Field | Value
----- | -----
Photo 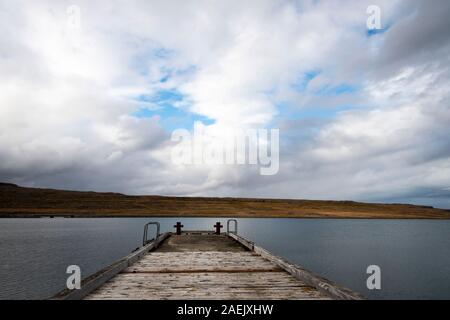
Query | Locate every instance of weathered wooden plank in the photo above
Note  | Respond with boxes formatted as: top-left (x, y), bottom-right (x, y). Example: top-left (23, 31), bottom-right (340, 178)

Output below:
top-left (52, 233), bottom-right (171, 300)
top-left (123, 251), bottom-right (277, 273)
top-left (227, 233), bottom-right (364, 300)
top-left (86, 294), bottom-right (328, 300)
top-left (86, 292), bottom-right (327, 300)
top-left (92, 272), bottom-right (309, 286)
top-left (86, 272), bottom-right (330, 300)
top-left (156, 233), bottom-right (246, 252)
top-left (53, 230), bottom-right (363, 300)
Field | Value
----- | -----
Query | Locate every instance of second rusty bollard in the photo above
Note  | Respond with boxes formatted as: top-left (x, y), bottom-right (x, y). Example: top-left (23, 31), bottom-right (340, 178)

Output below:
top-left (214, 222), bottom-right (223, 235)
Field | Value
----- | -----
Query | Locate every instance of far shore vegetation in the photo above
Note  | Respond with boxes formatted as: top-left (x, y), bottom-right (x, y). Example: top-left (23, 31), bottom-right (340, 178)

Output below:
top-left (1, 183), bottom-right (449, 219)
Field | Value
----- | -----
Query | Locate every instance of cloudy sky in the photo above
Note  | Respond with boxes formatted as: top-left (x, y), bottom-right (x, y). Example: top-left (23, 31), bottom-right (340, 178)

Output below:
top-left (1, 0), bottom-right (449, 208)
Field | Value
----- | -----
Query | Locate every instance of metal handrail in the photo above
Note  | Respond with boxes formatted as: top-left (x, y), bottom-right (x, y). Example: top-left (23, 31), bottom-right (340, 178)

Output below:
top-left (143, 222), bottom-right (161, 246)
top-left (227, 219), bottom-right (238, 234)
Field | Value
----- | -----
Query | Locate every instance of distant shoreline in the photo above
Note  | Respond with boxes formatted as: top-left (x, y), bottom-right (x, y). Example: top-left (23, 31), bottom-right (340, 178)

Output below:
top-left (1, 183), bottom-right (449, 219)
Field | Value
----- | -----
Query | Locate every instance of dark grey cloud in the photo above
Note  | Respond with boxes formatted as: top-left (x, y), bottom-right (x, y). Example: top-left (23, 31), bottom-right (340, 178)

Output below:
top-left (381, 0), bottom-right (450, 61)
top-left (0, 0), bottom-right (449, 208)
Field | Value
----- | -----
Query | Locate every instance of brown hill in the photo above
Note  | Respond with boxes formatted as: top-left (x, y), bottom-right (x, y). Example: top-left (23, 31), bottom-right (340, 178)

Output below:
top-left (0, 183), bottom-right (449, 219)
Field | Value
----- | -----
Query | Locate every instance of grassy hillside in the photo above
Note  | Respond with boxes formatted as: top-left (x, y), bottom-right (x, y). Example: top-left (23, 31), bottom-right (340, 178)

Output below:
top-left (0, 183), bottom-right (449, 219)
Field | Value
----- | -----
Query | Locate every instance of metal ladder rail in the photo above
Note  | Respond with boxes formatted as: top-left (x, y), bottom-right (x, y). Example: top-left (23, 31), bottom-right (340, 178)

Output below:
top-left (143, 222), bottom-right (161, 245)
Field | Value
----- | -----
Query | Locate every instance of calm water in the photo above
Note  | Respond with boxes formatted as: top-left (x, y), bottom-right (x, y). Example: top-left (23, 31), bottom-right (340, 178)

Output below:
top-left (0, 218), bottom-right (449, 300)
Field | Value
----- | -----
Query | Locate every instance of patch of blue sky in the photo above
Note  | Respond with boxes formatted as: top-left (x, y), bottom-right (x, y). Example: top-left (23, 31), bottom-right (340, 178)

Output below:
top-left (292, 105), bottom-right (355, 118)
top-left (291, 70), bottom-right (321, 92)
top-left (366, 22), bottom-right (392, 37)
top-left (143, 89), bottom-right (184, 106)
top-left (153, 48), bottom-right (175, 59)
top-left (132, 89), bottom-right (214, 130)
top-left (268, 102), bottom-right (359, 146)
top-left (159, 65), bottom-right (197, 84)
top-left (270, 77), bottom-right (361, 127)
top-left (313, 83), bottom-right (359, 96)
top-left (133, 105), bottom-right (215, 131)
top-left (159, 73), bottom-right (171, 83)
top-left (129, 47), bottom-right (176, 77)
top-left (306, 106), bottom-right (352, 119)
top-left (366, 28), bottom-right (387, 37)
top-left (272, 100), bottom-right (361, 125)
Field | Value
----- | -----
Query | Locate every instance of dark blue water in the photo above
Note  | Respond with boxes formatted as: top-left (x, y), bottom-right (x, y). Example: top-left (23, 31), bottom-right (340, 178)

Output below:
top-left (0, 218), bottom-right (449, 300)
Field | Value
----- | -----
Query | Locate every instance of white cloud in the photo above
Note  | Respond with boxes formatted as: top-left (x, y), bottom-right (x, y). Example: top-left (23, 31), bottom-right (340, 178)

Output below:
top-left (0, 0), bottom-right (449, 208)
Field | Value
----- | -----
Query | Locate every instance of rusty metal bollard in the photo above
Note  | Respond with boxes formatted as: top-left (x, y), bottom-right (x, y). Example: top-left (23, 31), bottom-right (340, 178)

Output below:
top-left (174, 222), bottom-right (184, 235)
top-left (214, 222), bottom-right (223, 235)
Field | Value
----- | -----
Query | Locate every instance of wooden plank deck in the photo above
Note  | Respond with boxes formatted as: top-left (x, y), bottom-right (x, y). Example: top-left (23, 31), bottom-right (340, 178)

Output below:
top-left (122, 252), bottom-right (282, 273)
top-left (85, 272), bottom-right (328, 300)
top-left (54, 230), bottom-right (363, 300)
